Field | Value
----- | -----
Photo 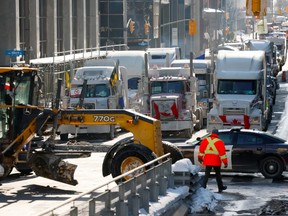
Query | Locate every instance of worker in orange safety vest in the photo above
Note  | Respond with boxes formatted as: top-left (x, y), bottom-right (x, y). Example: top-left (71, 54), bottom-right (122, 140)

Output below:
top-left (198, 129), bottom-right (228, 193)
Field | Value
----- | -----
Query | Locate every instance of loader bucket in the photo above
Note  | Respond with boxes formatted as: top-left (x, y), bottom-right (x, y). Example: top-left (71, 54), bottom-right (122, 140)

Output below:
top-left (28, 152), bottom-right (78, 185)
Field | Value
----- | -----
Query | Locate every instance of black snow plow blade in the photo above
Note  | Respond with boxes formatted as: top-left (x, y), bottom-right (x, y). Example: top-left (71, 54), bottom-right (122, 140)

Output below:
top-left (28, 150), bottom-right (91, 185)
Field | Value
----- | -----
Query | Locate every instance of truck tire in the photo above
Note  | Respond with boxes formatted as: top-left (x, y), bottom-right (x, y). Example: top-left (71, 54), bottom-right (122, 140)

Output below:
top-left (60, 133), bottom-right (68, 141)
top-left (260, 156), bottom-right (283, 179)
top-left (162, 141), bottom-right (184, 164)
top-left (15, 164), bottom-right (33, 175)
top-left (110, 144), bottom-right (156, 183)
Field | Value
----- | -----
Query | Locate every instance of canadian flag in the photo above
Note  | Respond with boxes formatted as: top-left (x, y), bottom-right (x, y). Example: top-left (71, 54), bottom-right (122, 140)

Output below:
top-left (219, 115), bottom-right (250, 129)
top-left (153, 101), bottom-right (178, 120)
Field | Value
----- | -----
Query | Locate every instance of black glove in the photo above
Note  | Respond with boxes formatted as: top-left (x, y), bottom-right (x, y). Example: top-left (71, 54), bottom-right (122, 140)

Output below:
top-left (198, 158), bottom-right (203, 164)
top-left (224, 163), bottom-right (228, 168)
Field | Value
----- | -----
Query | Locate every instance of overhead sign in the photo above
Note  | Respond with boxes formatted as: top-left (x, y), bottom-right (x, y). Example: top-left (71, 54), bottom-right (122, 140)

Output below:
top-left (5, 49), bottom-right (25, 57)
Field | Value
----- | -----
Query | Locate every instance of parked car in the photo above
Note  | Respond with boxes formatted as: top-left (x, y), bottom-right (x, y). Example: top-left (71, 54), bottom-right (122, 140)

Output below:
top-left (178, 127), bottom-right (288, 179)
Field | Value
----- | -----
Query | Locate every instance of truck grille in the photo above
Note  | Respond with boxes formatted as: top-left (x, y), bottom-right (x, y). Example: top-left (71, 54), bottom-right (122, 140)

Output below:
top-left (151, 100), bottom-right (179, 120)
top-left (223, 108), bottom-right (245, 115)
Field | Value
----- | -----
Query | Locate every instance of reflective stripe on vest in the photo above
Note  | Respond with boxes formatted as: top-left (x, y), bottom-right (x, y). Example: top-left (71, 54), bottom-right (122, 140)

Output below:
top-left (204, 137), bottom-right (220, 155)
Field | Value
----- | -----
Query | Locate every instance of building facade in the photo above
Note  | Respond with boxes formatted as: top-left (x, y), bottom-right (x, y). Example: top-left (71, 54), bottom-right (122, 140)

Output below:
top-left (0, 0), bottom-right (100, 66)
top-left (0, 0), bottom-right (230, 66)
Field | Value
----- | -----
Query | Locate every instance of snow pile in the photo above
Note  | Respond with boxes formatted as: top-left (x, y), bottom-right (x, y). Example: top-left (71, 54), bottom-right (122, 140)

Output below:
top-left (188, 187), bottom-right (219, 213)
top-left (171, 158), bottom-right (201, 175)
top-left (172, 158), bottom-right (220, 214)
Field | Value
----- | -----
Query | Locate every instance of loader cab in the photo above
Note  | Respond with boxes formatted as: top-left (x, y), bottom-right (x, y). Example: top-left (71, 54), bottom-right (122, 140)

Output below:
top-left (0, 67), bottom-right (40, 140)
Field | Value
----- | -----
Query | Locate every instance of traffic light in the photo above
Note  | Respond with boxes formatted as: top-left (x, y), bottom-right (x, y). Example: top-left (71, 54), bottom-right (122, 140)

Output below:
top-left (246, 0), bottom-right (266, 18)
top-left (251, 0), bottom-right (261, 16)
top-left (129, 20), bottom-right (135, 34)
top-left (144, 21), bottom-right (150, 35)
top-left (188, 19), bottom-right (196, 36)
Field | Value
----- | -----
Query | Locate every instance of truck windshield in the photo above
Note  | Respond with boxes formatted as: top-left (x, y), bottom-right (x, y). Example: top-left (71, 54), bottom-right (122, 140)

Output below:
top-left (151, 81), bottom-right (184, 94)
top-left (128, 77), bottom-right (140, 90)
top-left (217, 80), bottom-right (257, 95)
top-left (88, 84), bottom-right (110, 97)
top-left (71, 84), bottom-right (110, 98)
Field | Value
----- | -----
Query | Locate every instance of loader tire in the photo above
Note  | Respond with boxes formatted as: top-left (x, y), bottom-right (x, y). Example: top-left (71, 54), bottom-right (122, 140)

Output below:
top-left (162, 141), bottom-right (184, 164)
top-left (111, 144), bottom-right (156, 183)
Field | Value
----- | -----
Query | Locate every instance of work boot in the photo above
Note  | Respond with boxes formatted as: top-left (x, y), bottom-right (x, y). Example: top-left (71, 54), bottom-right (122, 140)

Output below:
top-left (218, 185), bottom-right (227, 193)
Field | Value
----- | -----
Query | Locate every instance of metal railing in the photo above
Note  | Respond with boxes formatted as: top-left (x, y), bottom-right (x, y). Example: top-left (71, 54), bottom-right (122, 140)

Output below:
top-left (37, 153), bottom-right (175, 216)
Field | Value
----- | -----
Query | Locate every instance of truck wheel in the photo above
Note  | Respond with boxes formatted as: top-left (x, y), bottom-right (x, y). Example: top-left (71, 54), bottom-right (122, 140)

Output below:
top-left (60, 134), bottom-right (68, 141)
top-left (260, 156), bottom-right (283, 179)
top-left (162, 141), bottom-right (183, 164)
top-left (182, 128), bottom-right (193, 138)
top-left (111, 144), bottom-right (156, 183)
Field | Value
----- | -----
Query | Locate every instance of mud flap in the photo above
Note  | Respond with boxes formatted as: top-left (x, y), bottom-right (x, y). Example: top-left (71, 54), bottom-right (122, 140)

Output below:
top-left (28, 152), bottom-right (78, 185)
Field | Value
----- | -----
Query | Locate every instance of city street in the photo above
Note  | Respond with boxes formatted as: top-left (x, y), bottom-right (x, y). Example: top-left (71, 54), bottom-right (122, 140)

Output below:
top-left (0, 83), bottom-right (287, 215)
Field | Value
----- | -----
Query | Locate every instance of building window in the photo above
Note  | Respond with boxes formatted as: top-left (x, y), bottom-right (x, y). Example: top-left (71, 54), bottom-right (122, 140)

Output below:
top-left (39, 0), bottom-right (47, 57)
top-left (57, 0), bottom-right (64, 52)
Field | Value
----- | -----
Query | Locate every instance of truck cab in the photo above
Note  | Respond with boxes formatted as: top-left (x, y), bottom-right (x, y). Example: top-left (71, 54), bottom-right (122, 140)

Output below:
top-left (59, 60), bottom-right (128, 140)
top-left (207, 50), bottom-right (269, 132)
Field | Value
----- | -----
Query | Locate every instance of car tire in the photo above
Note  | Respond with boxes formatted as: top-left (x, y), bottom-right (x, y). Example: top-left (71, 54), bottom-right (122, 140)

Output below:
top-left (260, 156), bottom-right (284, 179)
top-left (111, 144), bottom-right (156, 183)
top-left (162, 141), bottom-right (184, 164)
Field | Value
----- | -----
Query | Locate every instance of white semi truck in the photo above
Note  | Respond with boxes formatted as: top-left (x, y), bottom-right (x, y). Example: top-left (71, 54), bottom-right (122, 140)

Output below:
top-left (207, 50), bottom-right (269, 132)
top-left (141, 64), bottom-right (200, 138)
top-left (105, 50), bottom-right (148, 113)
top-left (59, 59), bottom-right (128, 140)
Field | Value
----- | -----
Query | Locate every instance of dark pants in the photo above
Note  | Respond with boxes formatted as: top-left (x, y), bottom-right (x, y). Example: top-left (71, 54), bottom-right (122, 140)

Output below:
top-left (202, 166), bottom-right (224, 190)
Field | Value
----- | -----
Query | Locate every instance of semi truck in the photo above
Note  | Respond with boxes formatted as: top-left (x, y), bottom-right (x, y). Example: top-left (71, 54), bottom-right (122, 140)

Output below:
top-left (207, 50), bottom-right (269, 132)
top-left (58, 59), bottom-right (128, 140)
top-left (140, 59), bottom-right (202, 138)
top-left (147, 47), bottom-right (181, 68)
top-left (0, 67), bottom-right (183, 185)
top-left (105, 50), bottom-right (148, 113)
top-left (171, 58), bottom-right (213, 126)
